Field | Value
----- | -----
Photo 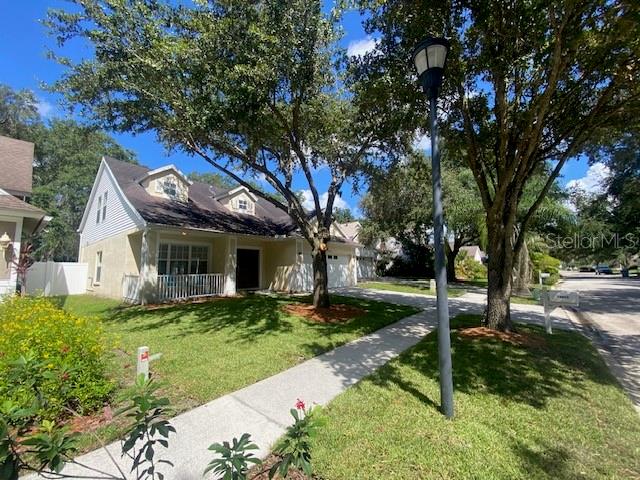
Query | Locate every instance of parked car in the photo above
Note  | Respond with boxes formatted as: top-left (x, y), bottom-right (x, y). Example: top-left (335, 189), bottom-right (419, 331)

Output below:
top-left (596, 264), bottom-right (613, 275)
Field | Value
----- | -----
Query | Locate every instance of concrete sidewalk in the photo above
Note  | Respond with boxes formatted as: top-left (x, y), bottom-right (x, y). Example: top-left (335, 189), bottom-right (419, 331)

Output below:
top-left (29, 290), bottom-right (573, 479)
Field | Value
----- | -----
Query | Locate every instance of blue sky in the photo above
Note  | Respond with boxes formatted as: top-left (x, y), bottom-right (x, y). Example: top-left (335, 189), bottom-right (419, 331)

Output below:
top-left (0, 2), bottom-right (593, 213)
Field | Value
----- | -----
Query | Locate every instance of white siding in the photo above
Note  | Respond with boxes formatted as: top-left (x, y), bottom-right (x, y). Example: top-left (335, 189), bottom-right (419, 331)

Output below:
top-left (79, 164), bottom-right (143, 247)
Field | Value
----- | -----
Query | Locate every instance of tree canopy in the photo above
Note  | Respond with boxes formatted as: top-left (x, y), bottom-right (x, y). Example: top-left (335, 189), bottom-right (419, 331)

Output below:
top-left (352, 0), bottom-right (640, 329)
top-left (0, 84), bottom-right (136, 261)
top-left (47, 0), bottom-right (402, 307)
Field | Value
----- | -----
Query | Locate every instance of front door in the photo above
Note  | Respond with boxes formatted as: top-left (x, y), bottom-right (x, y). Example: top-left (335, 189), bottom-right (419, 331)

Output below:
top-left (236, 248), bottom-right (260, 290)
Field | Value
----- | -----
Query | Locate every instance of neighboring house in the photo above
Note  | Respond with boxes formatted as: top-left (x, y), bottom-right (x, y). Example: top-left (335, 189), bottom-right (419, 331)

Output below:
top-left (458, 245), bottom-right (486, 263)
top-left (78, 157), bottom-right (364, 303)
top-left (333, 221), bottom-right (376, 279)
top-left (0, 136), bottom-right (49, 296)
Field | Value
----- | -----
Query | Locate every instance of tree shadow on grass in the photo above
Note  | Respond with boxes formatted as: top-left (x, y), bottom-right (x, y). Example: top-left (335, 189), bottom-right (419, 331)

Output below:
top-left (369, 315), bottom-right (619, 411)
top-left (55, 294), bottom-right (417, 346)
top-left (102, 295), bottom-right (294, 342)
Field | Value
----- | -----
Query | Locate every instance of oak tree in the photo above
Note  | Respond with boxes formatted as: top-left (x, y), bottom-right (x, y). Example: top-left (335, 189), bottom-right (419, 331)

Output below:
top-left (352, 0), bottom-right (640, 329)
top-left (48, 0), bottom-right (396, 307)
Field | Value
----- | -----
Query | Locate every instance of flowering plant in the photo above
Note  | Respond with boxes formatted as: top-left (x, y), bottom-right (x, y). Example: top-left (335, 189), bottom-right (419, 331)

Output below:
top-left (0, 296), bottom-right (114, 421)
top-left (268, 399), bottom-right (325, 479)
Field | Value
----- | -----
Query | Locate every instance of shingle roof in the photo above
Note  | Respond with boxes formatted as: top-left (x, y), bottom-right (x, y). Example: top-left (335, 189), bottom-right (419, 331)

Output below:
top-left (105, 157), bottom-right (299, 237)
top-left (0, 136), bottom-right (34, 196)
top-left (0, 190), bottom-right (45, 215)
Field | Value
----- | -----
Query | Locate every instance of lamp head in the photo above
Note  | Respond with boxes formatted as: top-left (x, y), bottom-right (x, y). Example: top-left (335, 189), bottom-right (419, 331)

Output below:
top-left (412, 37), bottom-right (450, 99)
top-left (0, 232), bottom-right (11, 252)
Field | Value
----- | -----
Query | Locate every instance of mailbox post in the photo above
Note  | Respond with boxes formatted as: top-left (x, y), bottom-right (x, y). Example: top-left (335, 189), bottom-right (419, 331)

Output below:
top-left (542, 291), bottom-right (580, 334)
top-left (136, 346), bottom-right (162, 381)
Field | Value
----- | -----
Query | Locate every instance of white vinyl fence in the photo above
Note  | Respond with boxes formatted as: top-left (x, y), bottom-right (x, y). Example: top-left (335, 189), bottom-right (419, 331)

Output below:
top-left (26, 262), bottom-right (88, 296)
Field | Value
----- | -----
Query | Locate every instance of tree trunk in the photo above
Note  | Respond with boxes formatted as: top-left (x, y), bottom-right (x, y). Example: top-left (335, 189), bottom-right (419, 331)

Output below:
top-left (512, 239), bottom-right (531, 296)
top-left (312, 247), bottom-right (330, 308)
top-left (484, 213), bottom-right (516, 332)
top-left (445, 242), bottom-right (459, 283)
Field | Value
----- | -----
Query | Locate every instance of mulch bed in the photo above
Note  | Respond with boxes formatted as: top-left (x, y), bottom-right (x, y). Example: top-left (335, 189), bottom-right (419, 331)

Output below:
top-left (457, 326), bottom-right (546, 348)
top-left (282, 303), bottom-right (366, 324)
top-left (66, 405), bottom-right (115, 434)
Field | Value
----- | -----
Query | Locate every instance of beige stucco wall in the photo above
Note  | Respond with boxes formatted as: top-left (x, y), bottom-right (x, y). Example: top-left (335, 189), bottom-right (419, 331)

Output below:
top-left (0, 221), bottom-right (16, 280)
top-left (79, 229), bottom-right (141, 300)
top-left (262, 239), bottom-right (297, 290)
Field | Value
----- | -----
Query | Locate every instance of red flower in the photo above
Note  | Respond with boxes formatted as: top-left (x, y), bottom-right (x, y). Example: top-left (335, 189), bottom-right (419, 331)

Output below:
top-left (61, 345), bottom-right (70, 353)
top-left (295, 398), bottom-right (305, 410)
top-left (61, 372), bottom-right (70, 381)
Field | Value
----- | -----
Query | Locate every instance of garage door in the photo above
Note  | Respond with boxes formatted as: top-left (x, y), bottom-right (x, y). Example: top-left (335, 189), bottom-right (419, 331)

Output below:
top-left (327, 254), bottom-right (351, 288)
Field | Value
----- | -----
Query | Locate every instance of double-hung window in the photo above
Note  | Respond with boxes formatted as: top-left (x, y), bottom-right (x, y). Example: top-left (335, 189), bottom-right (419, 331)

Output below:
top-left (102, 191), bottom-right (108, 221)
top-left (96, 191), bottom-right (108, 223)
top-left (95, 251), bottom-right (103, 284)
top-left (96, 196), bottom-right (102, 224)
top-left (163, 178), bottom-right (178, 198)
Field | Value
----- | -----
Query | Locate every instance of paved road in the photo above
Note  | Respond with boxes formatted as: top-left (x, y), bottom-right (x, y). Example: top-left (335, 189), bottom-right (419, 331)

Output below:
top-left (560, 271), bottom-right (640, 411)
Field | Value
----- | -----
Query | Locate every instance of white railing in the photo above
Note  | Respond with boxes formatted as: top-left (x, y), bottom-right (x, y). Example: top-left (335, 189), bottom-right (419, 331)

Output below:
top-left (122, 274), bottom-right (141, 303)
top-left (157, 273), bottom-right (225, 301)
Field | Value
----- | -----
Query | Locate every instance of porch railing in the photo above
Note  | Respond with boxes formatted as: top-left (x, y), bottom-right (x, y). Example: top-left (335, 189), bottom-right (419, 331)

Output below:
top-left (157, 273), bottom-right (225, 301)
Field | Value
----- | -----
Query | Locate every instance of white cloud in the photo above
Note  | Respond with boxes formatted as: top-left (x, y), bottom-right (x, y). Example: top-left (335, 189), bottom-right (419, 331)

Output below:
top-left (36, 100), bottom-right (54, 118)
top-left (566, 162), bottom-right (611, 195)
top-left (347, 37), bottom-right (378, 57)
top-left (300, 189), bottom-right (349, 211)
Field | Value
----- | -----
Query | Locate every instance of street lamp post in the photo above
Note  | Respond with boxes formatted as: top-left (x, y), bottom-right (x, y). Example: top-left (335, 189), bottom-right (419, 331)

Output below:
top-left (413, 37), bottom-right (454, 418)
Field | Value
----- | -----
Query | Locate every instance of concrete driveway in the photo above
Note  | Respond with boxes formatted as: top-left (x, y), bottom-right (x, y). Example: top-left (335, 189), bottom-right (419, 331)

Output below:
top-left (560, 271), bottom-right (640, 411)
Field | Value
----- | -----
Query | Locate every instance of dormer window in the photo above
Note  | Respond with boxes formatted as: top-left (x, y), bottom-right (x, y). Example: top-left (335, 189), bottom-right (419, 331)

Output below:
top-left (215, 186), bottom-right (257, 215)
top-left (139, 164), bottom-right (192, 202)
top-left (162, 178), bottom-right (178, 198)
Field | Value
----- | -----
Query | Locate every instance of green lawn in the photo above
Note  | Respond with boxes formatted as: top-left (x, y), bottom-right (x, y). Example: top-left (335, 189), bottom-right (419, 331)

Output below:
top-left (56, 294), bottom-right (419, 414)
top-left (357, 281), bottom-right (466, 298)
top-left (311, 314), bottom-right (640, 479)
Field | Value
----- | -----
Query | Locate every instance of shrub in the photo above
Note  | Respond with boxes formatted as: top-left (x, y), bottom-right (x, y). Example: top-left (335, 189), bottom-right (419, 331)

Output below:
top-left (455, 251), bottom-right (487, 280)
top-left (0, 296), bottom-right (114, 421)
top-left (531, 252), bottom-right (561, 285)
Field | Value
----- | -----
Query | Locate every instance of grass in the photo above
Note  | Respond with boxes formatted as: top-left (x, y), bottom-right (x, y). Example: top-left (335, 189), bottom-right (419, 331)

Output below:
top-left (311, 314), bottom-right (640, 479)
top-left (55, 294), bottom-right (419, 415)
top-left (357, 281), bottom-right (466, 298)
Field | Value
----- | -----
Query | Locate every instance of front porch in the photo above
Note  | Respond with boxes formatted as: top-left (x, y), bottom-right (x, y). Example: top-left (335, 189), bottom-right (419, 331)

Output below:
top-left (119, 227), bottom-right (314, 304)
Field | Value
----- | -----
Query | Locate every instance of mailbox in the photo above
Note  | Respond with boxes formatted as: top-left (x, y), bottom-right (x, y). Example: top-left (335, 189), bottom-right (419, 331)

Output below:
top-left (542, 290), bottom-right (579, 334)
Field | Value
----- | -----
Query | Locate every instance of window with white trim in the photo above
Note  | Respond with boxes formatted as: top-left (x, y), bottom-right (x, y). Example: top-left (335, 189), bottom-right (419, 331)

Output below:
top-left (163, 178), bottom-right (178, 198)
top-left (238, 199), bottom-right (248, 211)
top-left (158, 244), bottom-right (209, 275)
top-left (96, 195), bottom-right (102, 224)
top-left (102, 191), bottom-right (108, 221)
top-left (95, 251), bottom-right (103, 284)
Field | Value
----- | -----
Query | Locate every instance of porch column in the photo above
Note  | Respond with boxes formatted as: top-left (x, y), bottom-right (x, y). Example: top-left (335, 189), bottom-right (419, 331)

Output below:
top-left (224, 236), bottom-right (237, 296)
top-left (11, 218), bottom-right (22, 293)
top-left (139, 228), bottom-right (155, 304)
top-left (295, 239), bottom-right (304, 292)
top-left (351, 252), bottom-right (358, 286)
